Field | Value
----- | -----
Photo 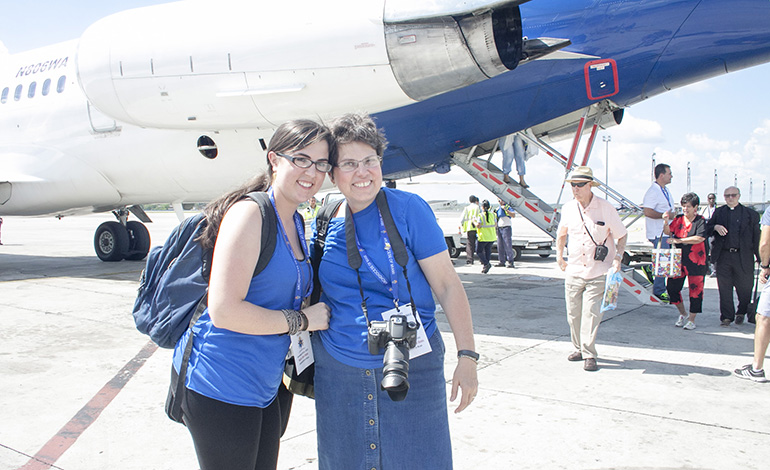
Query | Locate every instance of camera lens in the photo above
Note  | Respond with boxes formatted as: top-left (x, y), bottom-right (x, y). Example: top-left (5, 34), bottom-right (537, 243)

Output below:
top-left (380, 341), bottom-right (410, 401)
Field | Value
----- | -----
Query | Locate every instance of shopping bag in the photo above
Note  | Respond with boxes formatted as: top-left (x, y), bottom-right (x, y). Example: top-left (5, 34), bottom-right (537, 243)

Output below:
top-left (651, 237), bottom-right (682, 278)
top-left (601, 269), bottom-right (623, 313)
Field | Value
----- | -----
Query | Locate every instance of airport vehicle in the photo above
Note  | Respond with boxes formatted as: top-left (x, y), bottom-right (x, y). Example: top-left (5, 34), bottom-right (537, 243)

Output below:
top-left (444, 233), bottom-right (552, 261)
top-left (2, 0), bottom-right (770, 262)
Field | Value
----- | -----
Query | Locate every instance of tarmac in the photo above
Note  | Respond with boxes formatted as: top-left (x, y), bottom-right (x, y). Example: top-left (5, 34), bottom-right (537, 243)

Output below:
top-left (1, 212), bottom-right (769, 470)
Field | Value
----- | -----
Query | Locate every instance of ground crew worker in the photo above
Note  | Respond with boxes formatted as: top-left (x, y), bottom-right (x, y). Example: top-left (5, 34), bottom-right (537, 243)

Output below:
top-left (476, 200), bottom-right (498, 273)
top-left (303, 197), bottom-right (319, 222)
top-left (460, 195), bottom-right (481, 265)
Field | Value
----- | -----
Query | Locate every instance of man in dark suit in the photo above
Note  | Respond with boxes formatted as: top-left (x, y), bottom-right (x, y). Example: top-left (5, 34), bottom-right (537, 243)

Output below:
top-left (707, 187), bottom-right (760, 326)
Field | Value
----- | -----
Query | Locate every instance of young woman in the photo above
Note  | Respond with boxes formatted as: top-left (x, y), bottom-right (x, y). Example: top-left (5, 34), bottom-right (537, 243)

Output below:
top-left (172, 119), bottom-right (334, 470)
top-left (663, 192), bottom-right (707, 330)
top-left (312, 113), bottom-right (477, 469)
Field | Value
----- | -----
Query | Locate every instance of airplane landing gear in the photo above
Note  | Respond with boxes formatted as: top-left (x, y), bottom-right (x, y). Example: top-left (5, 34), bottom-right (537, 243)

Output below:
top-left (93, 209), bottom-right (151, 261)
top-left (94, 221), bottom-right (129, 261)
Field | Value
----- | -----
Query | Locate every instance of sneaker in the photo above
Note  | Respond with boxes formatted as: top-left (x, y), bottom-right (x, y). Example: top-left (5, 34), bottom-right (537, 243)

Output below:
top-left (675, 315), bottom-right (687, 327)
top-left (733, 364), bottom-right (768, 383)
top-left (683, 321), bottom-right (696, 330)
top-left (735, 314), bottom-right (744, 325)
top-left (655, 292), bottom-right (670, 304)
top-left (507, 264), bottom-right (515, 268)
top-left (496, 263), bottom-right (506, 267)
top-left (481, 264), bottom-right (491, 274)
top-left (721, 319), bottom-right (732, 327)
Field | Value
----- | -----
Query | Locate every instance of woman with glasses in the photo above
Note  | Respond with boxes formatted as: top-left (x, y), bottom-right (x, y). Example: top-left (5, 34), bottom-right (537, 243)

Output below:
top-left (311, 113), bottom-right (477, 469)
top-left (173, 119), bottom-right (333, 470)
top-left (662, 192), bottom-right (707, 330)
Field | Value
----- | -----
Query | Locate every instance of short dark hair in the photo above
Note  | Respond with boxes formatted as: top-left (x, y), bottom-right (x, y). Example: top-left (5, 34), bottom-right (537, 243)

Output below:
top-left (680, 192), bottom-right (700, 208)
top-left (707, 193), bottom-right (716, 199)
top-left (469, 195), bottom-right (479, 203)
top-left (654, 163), bottom-right (671, 179)
top-left (328, 113), bottom-right (388, 166)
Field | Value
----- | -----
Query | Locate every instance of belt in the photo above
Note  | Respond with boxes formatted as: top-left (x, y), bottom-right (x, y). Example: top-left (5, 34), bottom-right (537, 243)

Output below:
top-left (728, 247), bottom-right (740, 252)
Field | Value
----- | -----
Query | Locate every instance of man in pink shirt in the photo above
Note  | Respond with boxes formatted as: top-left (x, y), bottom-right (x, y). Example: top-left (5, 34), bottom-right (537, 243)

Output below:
top-left (556, 167), bottom-right (628, 371)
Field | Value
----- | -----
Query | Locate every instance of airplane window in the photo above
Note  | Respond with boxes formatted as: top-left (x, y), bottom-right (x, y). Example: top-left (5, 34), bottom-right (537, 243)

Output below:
top-left (1, 87), bottom-right (8, 104)
top-left (57, 75), bottom-right (66, 93)
top-left (28, 81), bottom-right (37, 98)
top-left (42, 79), bottom-right (51, 96)
top-left (14, 84), bottom-right (23, 101)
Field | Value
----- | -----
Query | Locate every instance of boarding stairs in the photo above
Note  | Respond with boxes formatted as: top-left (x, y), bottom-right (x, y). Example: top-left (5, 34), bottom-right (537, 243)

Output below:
top-left (449, 105), bottom-right (661, 305)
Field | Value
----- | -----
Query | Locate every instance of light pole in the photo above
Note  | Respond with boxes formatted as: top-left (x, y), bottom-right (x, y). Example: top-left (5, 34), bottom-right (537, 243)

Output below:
top-left (602, 135), bottom-right (611, 198)
top-left (651, 152), bottom-right (656, 181)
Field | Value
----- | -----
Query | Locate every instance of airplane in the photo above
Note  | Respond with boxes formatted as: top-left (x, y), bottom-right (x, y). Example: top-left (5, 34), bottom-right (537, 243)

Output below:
top-left (2, 0), bottom-right (770, 262)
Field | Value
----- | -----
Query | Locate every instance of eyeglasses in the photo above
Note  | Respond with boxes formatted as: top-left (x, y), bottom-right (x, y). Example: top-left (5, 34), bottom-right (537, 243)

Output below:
top-left (336, 155), bottom-right (382, 172)
top-left (570, 182), bottom-right (589, 188)
top-left (275, 152), bottom-right (332, 173)
top-left (724, 193), bottom-right (739, 198)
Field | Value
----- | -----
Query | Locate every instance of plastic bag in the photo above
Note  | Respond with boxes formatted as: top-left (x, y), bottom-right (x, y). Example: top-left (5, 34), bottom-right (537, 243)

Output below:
top-left (601, 269), bottom-right (623, 313)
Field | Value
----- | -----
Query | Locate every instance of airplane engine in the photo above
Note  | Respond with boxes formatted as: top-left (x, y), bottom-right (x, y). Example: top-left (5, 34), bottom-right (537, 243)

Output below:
top-left (75, 0), bottom-right (527, 130)
top-left (383, 2), bottom-right (524, 101)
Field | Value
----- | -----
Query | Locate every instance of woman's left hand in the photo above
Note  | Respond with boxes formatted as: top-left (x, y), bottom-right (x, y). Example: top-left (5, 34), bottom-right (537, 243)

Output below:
top-left (450, 357), bottom-right (479, 413)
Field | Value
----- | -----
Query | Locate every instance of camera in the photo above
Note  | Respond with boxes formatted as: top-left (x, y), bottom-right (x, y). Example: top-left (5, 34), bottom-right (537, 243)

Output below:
top-left (367, 315), bottom-right (418, 401)
top-left (594, 244), bottom-right (609, 261)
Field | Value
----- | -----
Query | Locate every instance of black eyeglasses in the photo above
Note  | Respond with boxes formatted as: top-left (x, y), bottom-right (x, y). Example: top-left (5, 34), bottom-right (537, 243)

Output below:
top-left (276, 152), bottom-right (332, 173)
top-left (336, 155), bottom-right (383, 172)
top-left (570, 182), bottom-right (589, 188)
top-left (724, 193), bottom-right (739, 198)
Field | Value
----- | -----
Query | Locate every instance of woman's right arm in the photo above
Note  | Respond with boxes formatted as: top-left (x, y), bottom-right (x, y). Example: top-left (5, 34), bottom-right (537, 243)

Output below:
top-left (207, 201), bottom-right (329, 334)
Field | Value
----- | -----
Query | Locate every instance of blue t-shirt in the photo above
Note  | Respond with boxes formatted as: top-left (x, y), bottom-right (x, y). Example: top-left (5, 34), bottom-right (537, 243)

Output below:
top-left (762, 208), bottom-right (770, 226)
top-left (314, 188), bottom-right (447, 368)
top-left (172, 220), bottom-right (311, 407)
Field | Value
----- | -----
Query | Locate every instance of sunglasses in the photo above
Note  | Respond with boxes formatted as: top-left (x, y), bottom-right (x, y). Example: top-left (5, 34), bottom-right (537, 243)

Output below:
top-left (724, 193), bottom-right (739, 198)
top-left (570, 182), bottom-right (589, 188)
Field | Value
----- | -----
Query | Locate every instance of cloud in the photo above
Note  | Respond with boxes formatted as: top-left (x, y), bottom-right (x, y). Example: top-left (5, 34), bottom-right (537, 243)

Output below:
top-left (685, 133), bottom-right (732, 151)
top-left (0, 40), bottom-right (8, 56)
top-left (611, 114), bottom-right (664, 143)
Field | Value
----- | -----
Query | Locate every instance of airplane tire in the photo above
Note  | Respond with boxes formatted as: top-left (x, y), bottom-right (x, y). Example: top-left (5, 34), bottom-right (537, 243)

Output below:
top-left (94, 221), bottom-right (129, 262)
top-left (125, 221), bottom-right (151, 261)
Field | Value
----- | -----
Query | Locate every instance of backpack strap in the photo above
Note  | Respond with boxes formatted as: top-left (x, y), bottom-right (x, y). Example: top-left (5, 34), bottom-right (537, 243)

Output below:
top-left (310, 198), bottom-right (345, 304)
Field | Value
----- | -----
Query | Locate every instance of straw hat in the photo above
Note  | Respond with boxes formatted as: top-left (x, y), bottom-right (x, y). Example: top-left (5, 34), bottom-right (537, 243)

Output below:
top-left (565, 166), bottom-right (601, 187)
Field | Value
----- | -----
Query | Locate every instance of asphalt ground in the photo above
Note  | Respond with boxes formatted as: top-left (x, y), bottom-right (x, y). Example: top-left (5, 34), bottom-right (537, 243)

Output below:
top-left (1, 212), bottom-right (769, 470)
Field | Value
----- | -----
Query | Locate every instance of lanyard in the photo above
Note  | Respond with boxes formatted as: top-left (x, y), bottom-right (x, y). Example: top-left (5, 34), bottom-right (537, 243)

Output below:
top-left (658, 183), bottom-right (672, 209)
top-left (269, 191), bottom-right (312, 310)
top-left (354, 212), bottom-right (400, 308)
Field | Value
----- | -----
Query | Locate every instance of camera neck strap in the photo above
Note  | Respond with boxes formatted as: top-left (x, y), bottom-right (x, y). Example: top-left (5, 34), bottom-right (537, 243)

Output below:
top-left (345, 190), bottom-right (419, 328)
top-left (577, 205), bottom-right (608, 247)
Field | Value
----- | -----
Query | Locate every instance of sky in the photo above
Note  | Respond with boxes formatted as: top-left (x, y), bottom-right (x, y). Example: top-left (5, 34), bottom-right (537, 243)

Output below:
top-left (2, 1), bottom-right (769, 207)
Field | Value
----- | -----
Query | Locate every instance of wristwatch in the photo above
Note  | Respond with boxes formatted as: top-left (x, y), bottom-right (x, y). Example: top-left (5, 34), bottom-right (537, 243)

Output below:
top-left (761, 264), bottom-right (770, 269)
top-left (457, 349), bottom-right (480, 363)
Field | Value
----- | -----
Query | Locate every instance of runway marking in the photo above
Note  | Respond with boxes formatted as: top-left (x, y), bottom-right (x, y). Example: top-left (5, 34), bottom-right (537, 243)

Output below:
top-left (17, 341), bottom-right (158, 470)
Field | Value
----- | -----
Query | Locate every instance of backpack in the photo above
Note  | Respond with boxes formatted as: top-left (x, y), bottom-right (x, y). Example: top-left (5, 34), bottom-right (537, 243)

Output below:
top-left (132, 191), bottom-right (277, 348)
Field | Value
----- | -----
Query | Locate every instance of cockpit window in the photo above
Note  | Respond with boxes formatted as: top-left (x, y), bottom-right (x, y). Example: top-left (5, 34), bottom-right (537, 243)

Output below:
top-left (1, 87), bottom-right (8, 104)
top-left (14, 84), bottom-right (22, 101)
top-left (57, 75), bottom-right (66, 93)
top-left (28, 81), bottom-right (37, 98)
top-left (42, 79), bottom-right (51, 96)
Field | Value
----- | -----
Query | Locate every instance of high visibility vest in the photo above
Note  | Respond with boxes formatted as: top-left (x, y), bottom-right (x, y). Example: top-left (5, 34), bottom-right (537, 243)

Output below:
top-left (476, 211), bottom-right (498, 242)
top-left (303, 206), bottom-right (319, 221)
top-left (461, 204), bottom-right (480, 233)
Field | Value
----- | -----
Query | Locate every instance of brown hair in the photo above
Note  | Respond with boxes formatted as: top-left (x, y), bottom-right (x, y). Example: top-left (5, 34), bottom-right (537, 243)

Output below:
top-left (328, 113), bottom-right (387, 166)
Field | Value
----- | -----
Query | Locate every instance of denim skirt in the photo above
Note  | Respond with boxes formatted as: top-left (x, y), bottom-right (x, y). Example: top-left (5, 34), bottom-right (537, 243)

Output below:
top-left (312, 330), bottom-right (452, 470)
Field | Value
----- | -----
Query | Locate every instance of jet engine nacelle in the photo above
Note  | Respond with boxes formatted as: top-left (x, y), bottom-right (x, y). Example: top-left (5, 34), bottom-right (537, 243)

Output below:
top-left (77, 0), bottom-right (526, 130)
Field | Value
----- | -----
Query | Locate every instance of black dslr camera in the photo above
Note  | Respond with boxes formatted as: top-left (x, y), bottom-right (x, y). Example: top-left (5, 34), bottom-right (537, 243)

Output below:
top-left (594, 244), bottom-right (609, 261)
top-left (367, 314), bottom-right (418, 401)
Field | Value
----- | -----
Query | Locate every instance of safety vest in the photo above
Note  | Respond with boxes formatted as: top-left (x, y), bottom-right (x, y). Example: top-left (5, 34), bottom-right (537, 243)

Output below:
top-left (461, 203), bottom-right (481, 233)
top-left (303, 206), bottom-right (319, 221)
top-left (476, 211), bottom-right (498, 242)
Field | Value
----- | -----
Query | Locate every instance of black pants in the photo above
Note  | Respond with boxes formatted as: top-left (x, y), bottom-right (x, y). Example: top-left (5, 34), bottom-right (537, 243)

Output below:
top-left (182, 384), bottom-right (293, 470)
top-left (716, 251), bottom-right (754, 321)
top-left (465, 230), bottom-right (477, 263)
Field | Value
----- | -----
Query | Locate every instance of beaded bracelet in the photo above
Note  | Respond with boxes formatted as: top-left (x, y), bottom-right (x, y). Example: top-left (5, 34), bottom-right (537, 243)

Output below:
top-left (298, 310), bottom-right (309, 332)
top-left (282, 309), bottom-right (302, 335)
